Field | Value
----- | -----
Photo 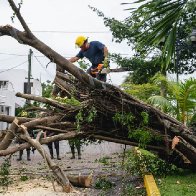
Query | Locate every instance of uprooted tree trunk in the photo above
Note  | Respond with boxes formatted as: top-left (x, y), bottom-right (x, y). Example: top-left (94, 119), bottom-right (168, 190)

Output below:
top-left (0, 0), bottom-right (196, 192)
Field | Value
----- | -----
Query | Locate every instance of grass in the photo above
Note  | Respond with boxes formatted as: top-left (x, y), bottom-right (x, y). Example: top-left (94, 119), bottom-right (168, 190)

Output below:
top-left (159, 170), bottom-right (196, 196)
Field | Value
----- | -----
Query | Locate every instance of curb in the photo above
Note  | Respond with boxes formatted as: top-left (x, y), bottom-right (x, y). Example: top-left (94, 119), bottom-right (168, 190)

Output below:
top-left (144, 174), bottom-right (161, 196)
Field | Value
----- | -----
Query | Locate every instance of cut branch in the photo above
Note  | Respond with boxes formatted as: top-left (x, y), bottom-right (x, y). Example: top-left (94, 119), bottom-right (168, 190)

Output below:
top-left (19, 124), bottom-right (73, 192)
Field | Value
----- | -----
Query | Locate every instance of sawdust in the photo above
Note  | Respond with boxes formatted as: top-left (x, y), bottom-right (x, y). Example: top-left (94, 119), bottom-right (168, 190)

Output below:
top-left (0, 141), bottom-right (128, 196)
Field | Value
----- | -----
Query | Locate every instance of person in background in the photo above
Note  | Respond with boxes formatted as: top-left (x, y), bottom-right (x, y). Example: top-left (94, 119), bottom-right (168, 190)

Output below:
top-left (17, 138), bottom-right (31, 161)
top-left (17, 146), bottom-right (31, 161)
top-left (68, 138), bottom-right (82, 159)
top-left (44, 131), bottom-right (61, 160)
top-left (69, 36), bottom-right (109, 82)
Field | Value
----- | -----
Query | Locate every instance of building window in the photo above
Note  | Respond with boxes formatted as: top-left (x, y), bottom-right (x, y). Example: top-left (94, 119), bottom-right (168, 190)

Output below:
top-left (0, 81), bottom-right (8, 90)
top-left (0, 105), bottom-right (4, 113)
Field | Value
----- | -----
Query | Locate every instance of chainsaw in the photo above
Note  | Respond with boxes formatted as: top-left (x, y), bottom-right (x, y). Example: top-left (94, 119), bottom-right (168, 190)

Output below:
top-left (91, 64), bottom-right (110, 76)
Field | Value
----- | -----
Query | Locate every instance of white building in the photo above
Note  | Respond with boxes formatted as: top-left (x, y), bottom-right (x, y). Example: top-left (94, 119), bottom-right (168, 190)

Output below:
top-left (0, 69), bottom-right (42, 129)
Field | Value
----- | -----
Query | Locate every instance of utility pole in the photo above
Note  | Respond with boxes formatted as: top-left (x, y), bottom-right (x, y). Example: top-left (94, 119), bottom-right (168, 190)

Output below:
top-left (27, 49), bottom-right (33, 94)
top-left (26, 49), bottom-right (33, 104)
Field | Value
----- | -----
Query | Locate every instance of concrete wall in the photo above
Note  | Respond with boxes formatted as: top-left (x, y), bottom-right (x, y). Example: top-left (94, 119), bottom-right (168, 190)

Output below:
top-left (0, 69), bottom-right (42, 129)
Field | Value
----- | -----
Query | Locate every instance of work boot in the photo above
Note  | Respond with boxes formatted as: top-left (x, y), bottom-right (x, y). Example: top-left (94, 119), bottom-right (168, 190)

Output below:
top-left (78, 154), bottom-right (81, 160)
top-left (17, 150), bottom-right (23, 161)
top-left (27, 149), bottom-right (31, 161)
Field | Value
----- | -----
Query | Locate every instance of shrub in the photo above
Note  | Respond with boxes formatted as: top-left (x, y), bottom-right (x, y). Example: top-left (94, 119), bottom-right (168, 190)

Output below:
top-left (124, 148), bottom-right (179, 177)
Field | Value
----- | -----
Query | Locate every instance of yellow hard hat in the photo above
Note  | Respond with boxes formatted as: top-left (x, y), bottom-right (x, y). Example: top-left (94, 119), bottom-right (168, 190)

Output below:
top-left (75, 36), bottom-right (87, 48)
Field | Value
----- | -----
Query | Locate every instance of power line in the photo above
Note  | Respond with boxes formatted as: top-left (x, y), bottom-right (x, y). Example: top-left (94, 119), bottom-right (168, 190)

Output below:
top-left (32, 31), bottom-right (111, 34)
top-left (0, 52), bottom-right (72, 58)
top-left (0, 52), bottom-right (27, 56)
top-left (0, 60), bottom-right (28, 74)
top-left (0, 52), bottom-right (131, 58)
top-left (34, 56), bottom-right (54, 78)
top-left (0, 56), bottom-right (20, 63)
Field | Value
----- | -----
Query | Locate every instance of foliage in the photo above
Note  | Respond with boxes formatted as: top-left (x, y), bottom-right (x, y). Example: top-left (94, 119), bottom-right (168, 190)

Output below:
top-left (75, 110), bottom-right (83, 131)
top-left (55, 96), bottom-right (81, 106)
top-left (148, 95), bottom-right (174, 112)
top-left (177, 77), bottom-right (196, 123)
top-left (20, 175), bottom-right (29, 181)
top-left (129, 128), bottom-right (152, 148)
top-left (122, 82), bottom-right (159, 101)
top-left (90, 1), bottom-right (196, 75)
top-left (95, 177), bottom-right (114, 190)
top-left (76, 106), bottom-right (97, 131)
top-left (77, 59), bottom-right (90, 71)
top-left (15, 103), bottom-right (38, 118)
top-left (148, 77), bottom-right (196, 123)
top-left (141, 111), bottom-right (149, 126)
top-left (113, 111), bottom-right (159, 147)
top-left (121, 183), bottom-right (145, 196)
top-left (42, 80), bottom-right (53, 98)
top-left (159, 170), bottom-right (196, 196)
top-left (124, 148), bottom-right (180, 177)
top-left (96, 156), bottom-right (111, 166)
top-left (0, 158), bottom-right (12, 188)
top-left (113, 112), bottom-right (135, 128)
top-left (188, 113), bottom-right (196, 132)
top-left (11, 0), bottom-right (23, 22)
top-left (111, 54), bottom-right (163, 84)
top-left (123, 0), bottom-right (196, 69)
top-left (124, 74), bottom-right (196, 124)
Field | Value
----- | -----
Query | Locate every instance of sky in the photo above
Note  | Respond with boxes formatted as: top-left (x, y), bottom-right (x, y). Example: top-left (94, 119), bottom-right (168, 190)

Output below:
top-left (0, 0), bottom-right (134, 86)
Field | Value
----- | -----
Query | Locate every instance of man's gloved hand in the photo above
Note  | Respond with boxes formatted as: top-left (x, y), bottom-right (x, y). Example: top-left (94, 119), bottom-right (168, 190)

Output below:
top-left (103, 57), bottom-right (109, 68)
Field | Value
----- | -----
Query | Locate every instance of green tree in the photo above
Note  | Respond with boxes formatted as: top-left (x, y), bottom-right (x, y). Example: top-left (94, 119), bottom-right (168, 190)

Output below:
top-left (90, 1), bottom-right (196, 76)
top-left (42, 80), bottom-right (53, 98)
top-left (122, 0), bottom-right (196, 71)
top-left (121, 82), bottom-right (159, 101)
top-left (111, 54), bottom-right (162, 84)
top-left (148, 77), bottom-right (196, 124)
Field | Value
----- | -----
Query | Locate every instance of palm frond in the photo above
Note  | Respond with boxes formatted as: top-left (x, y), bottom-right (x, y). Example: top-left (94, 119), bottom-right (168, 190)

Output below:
top-left (126, 0), bottom-right (189, 67)
top-left (148, 95), bottom-right (174, 113)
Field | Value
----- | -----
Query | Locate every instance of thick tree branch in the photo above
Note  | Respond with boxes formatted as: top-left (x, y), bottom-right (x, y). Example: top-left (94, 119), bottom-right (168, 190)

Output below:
top-left (0, 131), bottom-right (83, 156)
top-left (8, 0), bottom-right (34, 36)
top-left (20, 124), bottom-right (72, 192)
top-left (0, 118), bottom-right (19, 150)
top-left (16, 92), bottom-right (69, 110)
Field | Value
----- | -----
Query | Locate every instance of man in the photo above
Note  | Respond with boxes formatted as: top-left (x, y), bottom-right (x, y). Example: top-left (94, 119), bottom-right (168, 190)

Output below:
top-left (17, 139), bottom-right (31, 161)
top-left (17, 146), bottom-right (31, 161)
top-left (44, 131), bottom-right (61, 160)
top-left (68, 138), bottom-right (82, 160)
top-left (69, 36), bottom-right (109, 82)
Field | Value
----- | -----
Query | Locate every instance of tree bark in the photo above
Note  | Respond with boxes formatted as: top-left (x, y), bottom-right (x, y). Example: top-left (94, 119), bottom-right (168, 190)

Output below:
top-left (0, 131), bottom-right (84, 156)
top-left (0, 118), bottom-right (19, 150)
top-left (0, 1), bottom-right (195, 192)
top-left (19, 124), bottom-right (73, 192)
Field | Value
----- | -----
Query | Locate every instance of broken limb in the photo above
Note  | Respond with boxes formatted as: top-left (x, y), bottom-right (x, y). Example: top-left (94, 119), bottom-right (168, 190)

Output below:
top-left (19, 124), bottom-right (73, 192)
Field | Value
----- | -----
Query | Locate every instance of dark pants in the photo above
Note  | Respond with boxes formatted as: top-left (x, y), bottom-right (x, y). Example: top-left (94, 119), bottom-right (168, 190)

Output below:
top-left (17, 141), bottom-right (31, 161)
top-left (47, 141), bottom-right (60, 159)
top-left (68, 139), bottom-right (81, 159)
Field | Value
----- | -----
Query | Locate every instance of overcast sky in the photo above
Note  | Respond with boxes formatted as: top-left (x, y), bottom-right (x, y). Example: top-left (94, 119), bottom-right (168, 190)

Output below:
top-left (0, 0), bottom-right (134, 85)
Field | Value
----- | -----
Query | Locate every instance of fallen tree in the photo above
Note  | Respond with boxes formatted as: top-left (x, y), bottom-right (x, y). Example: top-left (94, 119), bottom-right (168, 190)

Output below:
top-left (0, 0), bottom-right (196, 192)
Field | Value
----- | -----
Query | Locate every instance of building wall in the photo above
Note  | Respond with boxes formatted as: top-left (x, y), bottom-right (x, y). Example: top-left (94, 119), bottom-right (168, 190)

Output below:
top-left (0, 69), bottom-right (42, 107)
top-left (0, 69), bottom-right (42, 129)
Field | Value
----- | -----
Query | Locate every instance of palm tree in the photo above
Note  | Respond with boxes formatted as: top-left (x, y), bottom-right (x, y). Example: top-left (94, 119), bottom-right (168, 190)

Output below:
top-left (177, 78), bottom-right (196, 124)
top-left (123, 0), bottom-right (195, 70)
top-left (148, 77), bottom-right (196, 124)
